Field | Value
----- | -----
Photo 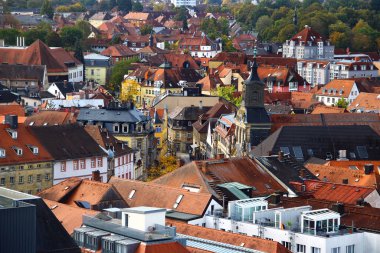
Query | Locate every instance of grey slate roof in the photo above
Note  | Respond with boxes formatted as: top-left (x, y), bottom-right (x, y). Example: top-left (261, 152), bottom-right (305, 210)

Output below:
top-left (77, 108), bottom-right (149, 123)
top-left (252, 125), bottom-right (380, 161)
top-left (0, 64), bottom-right (45, 82)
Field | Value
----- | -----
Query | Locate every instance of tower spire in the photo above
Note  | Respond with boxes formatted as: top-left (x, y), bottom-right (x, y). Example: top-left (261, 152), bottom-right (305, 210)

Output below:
top-left (247, 45), bottom-right (260, 82)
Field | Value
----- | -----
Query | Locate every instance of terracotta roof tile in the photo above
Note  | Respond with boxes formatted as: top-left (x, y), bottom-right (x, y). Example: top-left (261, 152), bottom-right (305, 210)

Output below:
top-left (311, 105), bottom-right (346, 114)
top-left (292, 179), bottom-right (376, 205)
top-left (43, 199), bottom-right (99, 235)
top-left (25, 110), bottom-right (75, 126)
top-left (101, 44), bottom-right (137, 57)
top-left (305, 163), bottom-right (379, 189)
top-left (0, 123), bottom-right (54, 165)
top-left (0, 103), bottom-right (25, 116)
top-left (347, 92), bottom-right (380, 112)
top-left (109, 177), bottom-right (213, 216)
top-left (153, 157), bottom-right (287, 199)
top-left (124, 12), bottom-right (151, 21)
top-left (290, 26), bottom-right (326, 46)
top-left (315, 79), bottom-right (356, 98)
top-left (168, 220), bottom-right (290, 253)
top-left (135, 242), bottom-right (190, 253)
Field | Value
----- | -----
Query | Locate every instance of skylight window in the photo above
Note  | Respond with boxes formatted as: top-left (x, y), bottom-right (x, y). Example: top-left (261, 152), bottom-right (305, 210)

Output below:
top-left (6, 129), bottom-right (17, 139)
top-left (29, 122), bottom-right (34, 126)
top-left (128, 189), bottom-right (136, 199)
top-left (173, 194), bottom-right (184, 209)
top-left (12, 147), bottom-right (22, 156)
top-left (0, 149), bottom-right (5, 158)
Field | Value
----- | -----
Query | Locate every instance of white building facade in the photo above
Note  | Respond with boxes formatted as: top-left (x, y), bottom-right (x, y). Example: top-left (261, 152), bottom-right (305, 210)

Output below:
top-left (201, 198), bottom-right (380, 253)
top-left (113, 153), bottom-right (134, 180)
top-left (53, 156), bottom-right (108, 184)
top-left (316, 81), bottom-right (359, 106)
top-left (170, 0), bottom-right (196, 7)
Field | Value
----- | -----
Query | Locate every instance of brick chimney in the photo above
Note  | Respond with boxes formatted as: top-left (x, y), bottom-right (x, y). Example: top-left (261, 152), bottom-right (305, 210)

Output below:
top-left (92, 170), bottom-right (101, 182)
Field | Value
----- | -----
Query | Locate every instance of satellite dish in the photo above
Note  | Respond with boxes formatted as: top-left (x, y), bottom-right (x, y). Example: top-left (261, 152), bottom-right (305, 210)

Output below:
top-left (147, 226), bottom-right (156, 232)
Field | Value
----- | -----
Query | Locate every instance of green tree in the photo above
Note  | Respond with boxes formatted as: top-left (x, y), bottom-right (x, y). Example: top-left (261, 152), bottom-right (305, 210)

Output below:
top-left (117, 0), bottom-right (132, 12)
top-left (132, 0), bottom-right (143, 11)
top-left (140, 24), bottom-right (153, 36)
top-left (0, 28), bottom-right (21, 45)
top-left (109, 57), bottom-right (138, 92)
top-left (41, 0), bottom-right (54, 19)
top-left (147, 155), bottom-right (178, 181)
top-left (216, 86), bottom-right (242, 107)
top-left (60, 27), bottom-right (83, 49)
top-left (74, 39), bottom-right (84, 64)
top-left (45, 31), bottom-right (62, 47)
top-left (336, 97), bottom-right (348, 108)
top-left (23, 29), bottom-right (48, 45)
top-left (256, 15), bottom-right (273, 40)
top-left (75, 20), bottom-right (92, 39)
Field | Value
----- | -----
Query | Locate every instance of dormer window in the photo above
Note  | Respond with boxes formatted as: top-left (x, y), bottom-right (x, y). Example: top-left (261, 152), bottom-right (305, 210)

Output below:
top-left (0, 149), bottom-right (5, 158)
top-left (12, 147), bottom-right (22, 156)
top-left (128, 189), bottom-right (136, 199)
top-left (6, 129), bottom-right (17, 139)
top-left (28, 145), bottom-right (39, 155)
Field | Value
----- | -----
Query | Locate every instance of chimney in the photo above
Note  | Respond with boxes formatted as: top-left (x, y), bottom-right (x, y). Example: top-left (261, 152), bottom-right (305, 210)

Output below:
top-left (5, 115), bottom-right (18, 129)
top-left (267, 193), bottom-right (281, 205)
top-left (356, 198), bottom-right (365, 206)
top-left (63, 80), bottom-right (68, 88)
top-left (342, 178), bottom-right (348, 184)
top-left (91, 170), bottom-right (101, 182)
top-left (331, 202), bottom-right (344, 215)
top-left (364, 164), bottom-right (374, 175)
top-left (199, 100), bottom-right (203, 110)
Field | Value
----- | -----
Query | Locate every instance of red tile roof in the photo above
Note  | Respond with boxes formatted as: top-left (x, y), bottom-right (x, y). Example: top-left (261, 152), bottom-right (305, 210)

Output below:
top-left (0, 123), bottom-right (54, 165)
top-left (101, 44), bottom-right (137, 57)
top-left (109, 177), bottom-right (213, 216)
top-left (311, 105), bottom-right (346, 114)
top-left (0, 103), bottom-right (25, 116)
top-left (135, 242), bottom-right (190, 253)
top-left (291, 179), bottom-right (376, 205)
top-left (152, 157), bottom-right (287, 199)
top-left (290, 26), bottom-right (326, 45)
top-left (43, 199), bottom-right (99, 235)
top-left (24, 110), bottom-right (76, 126)
top-left (315, 79), bottom-right (356, 98)
top-left (168, 220), bottom-right (291, 253)
top-left (0, 40), bottom-right (80, 73)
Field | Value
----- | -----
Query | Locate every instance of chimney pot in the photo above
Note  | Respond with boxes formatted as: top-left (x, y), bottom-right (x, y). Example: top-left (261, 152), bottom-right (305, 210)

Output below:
top-left (91, 170), bottom-right (101, 182)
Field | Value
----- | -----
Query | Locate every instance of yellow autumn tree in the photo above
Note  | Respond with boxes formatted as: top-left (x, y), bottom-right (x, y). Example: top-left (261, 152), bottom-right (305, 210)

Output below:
top-left (120, 79), bottom-right (140, 104)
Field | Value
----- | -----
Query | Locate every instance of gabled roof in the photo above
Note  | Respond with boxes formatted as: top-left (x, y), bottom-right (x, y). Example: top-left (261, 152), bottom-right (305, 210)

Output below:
top-left (25, 110), bottom-right (76, 126)
top-left (30, 124), bottom-right (106, 160)
top-left (84, 125), bottom-right (133, 156)
top-left (193, 101), bottom-right (237, 133)
top-left (253, 125), bottom-right (380, 160)
top-left (109, 177), bottom-right (213, 216)
top-left (255, 155), bottom-right (319, 193)
top-left (124, 12), bottom-right (151, 21)
top-left (311, 105), bottom-right (346, 114)
top-left (290, 25), bottom-right (327, 45)
top-left (315, 79), bottom-right (356, 98)
top-left (196, 75), bottom-right (223, 92)
top-left (43, 199), bottom-right (100, 235)
top-left (152, 157), bottom-right (287, 199)
top-left (39, 177), bottom-right (127, 209)
top-left (168, 220), bottom-right (290, 253)
top-left (292, 179), bottom-right (376, 205)
top-left (169, 106), bottom-right (211, 121)
top-left (101, 44), bottom-right (137, 57)
top-left (0, 123), bottom-right (54, 165)
top-left (347, 92), bottom-right (380, 113)
top-left (77, 108), bottom-right (149, 123)
top-left (304, 162), bottom-right (380, 189)
top-left (90, 12), bottom-right (112, 21)
top-left (0, 40), bottom-right (68, 73)
top-left (0, 103), bottom-right (25, 116)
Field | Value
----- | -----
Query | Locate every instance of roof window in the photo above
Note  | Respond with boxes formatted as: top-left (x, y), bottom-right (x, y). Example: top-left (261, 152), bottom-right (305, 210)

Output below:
top-left (0, 149), bottom-right (5, 158)
top-left (6, 129), bottom-right (17, 139)
top-left (12, 147), bottom-right (22, 156)
top-left (28, 145), bottom-right (39, 155)
top-left (173, 194), bottom-right (183, 209)
top-left (128, 189), bottom-right (136, 199)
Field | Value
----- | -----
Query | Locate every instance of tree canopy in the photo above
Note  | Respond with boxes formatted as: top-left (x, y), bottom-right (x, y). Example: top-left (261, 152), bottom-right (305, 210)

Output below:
top-left (109, 57), bottom-right (138, 92)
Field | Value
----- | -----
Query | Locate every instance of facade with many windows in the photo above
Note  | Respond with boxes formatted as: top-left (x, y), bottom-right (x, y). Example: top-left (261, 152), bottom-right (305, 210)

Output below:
top-left (0, 117), bottom-right (54, 194)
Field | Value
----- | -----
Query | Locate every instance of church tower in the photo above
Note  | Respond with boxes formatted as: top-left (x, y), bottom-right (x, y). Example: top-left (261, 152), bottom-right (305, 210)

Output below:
top-left (234, 47), bottom-right (271, 155)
